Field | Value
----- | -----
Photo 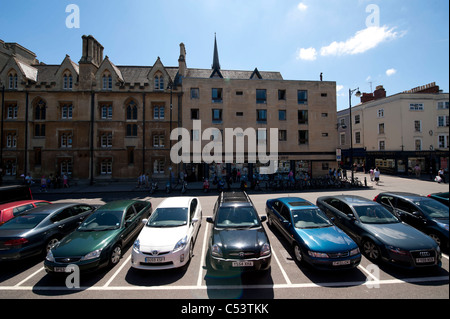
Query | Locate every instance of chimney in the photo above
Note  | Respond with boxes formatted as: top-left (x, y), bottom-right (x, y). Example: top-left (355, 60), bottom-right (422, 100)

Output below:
top-left (373, 85), bottom-right (386, 99)
top-left (178, 43), bottom-right (187, 77)
top-left (79, 35), bottom-right (104, 90)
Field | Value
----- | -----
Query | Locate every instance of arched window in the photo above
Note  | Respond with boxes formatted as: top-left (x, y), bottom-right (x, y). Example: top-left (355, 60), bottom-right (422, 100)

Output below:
top-left (8, 71), bottom-right (18, 89)
top-left (34, 99), bottom-right (46, 120)
top-left (154, 75), bottom-right (164, 90)
top-left (102, 72), bottom-right (112, 90)
top-left (126, 100), bottom-right (138, 120)
top-left (63, 71), bottom-right (73, 90)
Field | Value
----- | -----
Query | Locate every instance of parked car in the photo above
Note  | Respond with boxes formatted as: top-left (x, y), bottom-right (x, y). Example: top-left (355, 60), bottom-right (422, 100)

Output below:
top-left (0, 200), bottom-right (52, 226)
top-left (316, 195), bottom-right (441, 269)
top-left (206, 191), bottom-right (271, 272)
top-left (44, 200), bottom-right (152, 274)
top-left (427, 192), bottom-right (449, 207)
top-left (0, 185), bottom-right (33, 205)
top-left (131, 197), bottom-right (202, 270)
top-left (374, 192), bottom-right (449, 249)
top-left (266, 197), bottom-right (361, 270)
top-left (0, 203), bottom-right (95, 261)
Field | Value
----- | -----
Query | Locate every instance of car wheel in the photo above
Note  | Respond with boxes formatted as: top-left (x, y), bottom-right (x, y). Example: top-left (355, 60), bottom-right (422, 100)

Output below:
top-left (45, 238), bottom-right (59, 253)
top-left (109, 245), bottom-right (122, 266)
top-left (363, 240), bottom-right (381, 261)
top-left (428, 233), bottom-right (441, 247)
top-left (293, 244), bottom-right (303, 264)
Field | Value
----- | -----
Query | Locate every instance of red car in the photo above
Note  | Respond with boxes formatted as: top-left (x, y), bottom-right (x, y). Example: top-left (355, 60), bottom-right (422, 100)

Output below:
top-left (0, 200), bottom-right (52, 225)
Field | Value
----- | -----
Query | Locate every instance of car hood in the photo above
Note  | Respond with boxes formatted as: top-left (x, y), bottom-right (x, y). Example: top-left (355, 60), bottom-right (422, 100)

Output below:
top-left (362, 222), bottom-right (437, 250)
top-left (214, 227), bottom-right (267, 251)
top-left (52, 229), bottom-right (120, 257)
top-left (137, 225), bottom-right (188, 251)
top-left (295, 226), bottom-right (357, 252)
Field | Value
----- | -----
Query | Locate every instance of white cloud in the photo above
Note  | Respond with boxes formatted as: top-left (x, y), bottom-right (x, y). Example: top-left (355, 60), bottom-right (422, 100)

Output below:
top-left (320, 26), bottom-right (402, 57)
top-left (297, 2), bottom-right (308, 11)
top-left (386, 68), bottom-right (397, 76)
top-left (336, 85), bottom-right (345, 97)
top-left (297, 47), bottom-right (317, 61)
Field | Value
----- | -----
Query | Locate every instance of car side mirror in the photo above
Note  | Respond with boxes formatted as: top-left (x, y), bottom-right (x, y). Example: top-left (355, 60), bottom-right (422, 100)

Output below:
top-left (206, 217), bottom-right (214, 224)
top-left (347, 213), bottom-right (356, 221)
top-left (260, 216), bottom-right (267, 222)
top-left (192, 218), bottom-right (199, 225)
top-left (142, 218), bottom-right (148, 225)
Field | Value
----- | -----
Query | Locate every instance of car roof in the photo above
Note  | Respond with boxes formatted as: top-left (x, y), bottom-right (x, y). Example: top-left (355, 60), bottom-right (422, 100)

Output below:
top-left (219, 191), bottom-right (252, 207)
top-left (321, 195), bottom-right (376, 206)
top-left (158, 197), bottom-right (195, 208)
top-left (378, 192), bottom-right (428, 200)
top-left (0, 200), bottom-right (49, 210)
top-left (96, 200), bottom-right (145, 211)
top-left (16, 202), bottom-right (85, 215)
top-left (276, 197), bottom-right (316, 209)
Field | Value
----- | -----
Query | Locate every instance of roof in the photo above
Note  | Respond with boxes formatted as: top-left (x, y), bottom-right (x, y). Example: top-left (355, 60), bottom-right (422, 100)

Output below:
top-left (158, 197), bottom-right (194, 208)
top-left (185, 68), bottom-right (283, 80)
top-left (277, 197), bottom-right (315, 209)
top-left (0, 200), bottom-right (49, 210)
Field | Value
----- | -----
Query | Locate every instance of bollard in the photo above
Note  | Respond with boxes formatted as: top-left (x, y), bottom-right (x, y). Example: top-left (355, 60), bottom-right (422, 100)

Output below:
top-left (364, 177), bottom-right (367, 187)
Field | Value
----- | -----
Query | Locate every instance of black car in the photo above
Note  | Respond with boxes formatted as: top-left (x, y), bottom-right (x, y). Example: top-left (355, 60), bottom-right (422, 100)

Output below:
top-left (374, 192), bottom-right (449, 249)
top-left (427, 192), bottom-right (449, 207)
top-left (317, 195), bottom-right (441, 269)
top-left (206, 191), bottom-right (271, 272)
top-left (0, 203), bottom-right (95, 261)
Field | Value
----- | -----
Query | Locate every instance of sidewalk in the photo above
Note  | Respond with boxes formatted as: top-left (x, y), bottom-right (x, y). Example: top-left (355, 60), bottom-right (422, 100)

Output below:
top-left (25, 171), bottom-right (448, 195)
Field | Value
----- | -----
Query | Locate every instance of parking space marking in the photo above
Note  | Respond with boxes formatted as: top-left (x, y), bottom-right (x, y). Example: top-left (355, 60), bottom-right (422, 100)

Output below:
top-left (442, 253), bottom-right (449, 260)
top-left (13, 267), bottom-right (44, 287)
top-left (104, 255), bottom-right (132, 287)
top-left (271, 249), bottom-right (292, 285)
top-left (357, 265), bottom-right (378, 282)
top-left (197, 220), bottom-right (210, 287)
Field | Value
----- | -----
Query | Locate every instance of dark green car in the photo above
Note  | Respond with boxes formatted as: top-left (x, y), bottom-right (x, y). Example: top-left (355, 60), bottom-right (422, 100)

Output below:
top-left (44, 200), bottom-right (152, 274)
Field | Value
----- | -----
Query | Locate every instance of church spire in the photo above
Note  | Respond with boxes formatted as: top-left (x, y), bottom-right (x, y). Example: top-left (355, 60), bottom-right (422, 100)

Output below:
top-left (212, 33), bottom-right (220, 70)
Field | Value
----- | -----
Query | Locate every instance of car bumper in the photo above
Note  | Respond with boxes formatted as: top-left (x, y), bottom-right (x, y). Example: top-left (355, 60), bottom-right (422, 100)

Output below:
top-left (131, 247), bottom-right (190, 270)
top-left (305, 254), bottom-right (361, 270)
top-left (0, 246), bottom-right (41, 261)
top-left (44, 257), bottom-right (107, 274)
top-left (382, 249), bottom-right (442, 269)
top-left (209, 255), bottom-right (271, 272)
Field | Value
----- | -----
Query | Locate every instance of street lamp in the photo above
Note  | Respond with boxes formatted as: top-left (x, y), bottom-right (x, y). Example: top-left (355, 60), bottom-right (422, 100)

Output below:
top-left (349, 87), bottom-right (361, 183)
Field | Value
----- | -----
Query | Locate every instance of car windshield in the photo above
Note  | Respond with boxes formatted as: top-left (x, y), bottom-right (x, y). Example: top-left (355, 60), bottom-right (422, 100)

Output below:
top-left (292, 208), bottom-right (333, 229)
top-left (146, 208), bottom-right (188, 227)
top-left (78, 210), bottom-right (123, 231)
top-left (216, 206), bottom-right (260, 229)
top-left (414, 199), bottom-right (449, 219)
top-left (354, 205), bottom-right (399, 224)
top-left (0, 213), bottom-right (47, 229)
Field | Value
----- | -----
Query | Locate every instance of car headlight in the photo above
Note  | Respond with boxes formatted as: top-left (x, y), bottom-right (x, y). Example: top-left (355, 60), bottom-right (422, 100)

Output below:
top-left (387, 246), bottom-right (409, 256)
top-left (350, 247), bottom-right (360, 256)
top-left (80, 249), bottom-right (102, 261)
top-left (133, 239), bottom-right (140, 253)
top-left (260, 243), bottom-right (271, 257)
top-left (46, 249), bottom-right (55, 262)
top-left (211, 244), bottom-right (222, 257)
top-left (308, 251), bottom-right (329, 258)
top-left (174, 236), bottom-right (187, 252)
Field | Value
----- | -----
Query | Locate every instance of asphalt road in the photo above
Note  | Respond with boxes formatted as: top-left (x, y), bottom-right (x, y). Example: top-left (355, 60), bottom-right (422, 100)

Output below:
top-left (1, 173), bottom-right (448, 305)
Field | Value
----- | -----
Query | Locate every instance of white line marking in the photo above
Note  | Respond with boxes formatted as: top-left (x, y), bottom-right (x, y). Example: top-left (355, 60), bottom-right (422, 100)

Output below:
top-left (2, 275), bottom-right (447, 292)
top-left (197, 219), bottom-right (209, 287)
top-left (13, 267), bottom-right (45, 287)
top-left (358, 265), bottom-right (378, 281)
top-left (103, 255), bottom-right (131, 287)
top-left (271, 249), bottom-right (292, 285)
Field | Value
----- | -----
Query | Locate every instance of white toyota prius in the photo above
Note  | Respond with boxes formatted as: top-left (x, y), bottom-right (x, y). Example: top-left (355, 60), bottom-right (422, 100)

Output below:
top-left (131, 197), bottom-right (202, 270)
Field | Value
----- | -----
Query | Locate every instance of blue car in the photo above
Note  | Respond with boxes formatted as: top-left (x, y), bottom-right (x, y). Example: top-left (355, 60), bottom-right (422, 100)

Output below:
top-left (266, 197), bottom-right (361, 270)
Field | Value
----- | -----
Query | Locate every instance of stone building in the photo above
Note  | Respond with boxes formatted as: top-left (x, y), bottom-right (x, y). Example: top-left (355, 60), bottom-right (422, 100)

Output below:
top-left (0, 35), bottom-right (338, 183)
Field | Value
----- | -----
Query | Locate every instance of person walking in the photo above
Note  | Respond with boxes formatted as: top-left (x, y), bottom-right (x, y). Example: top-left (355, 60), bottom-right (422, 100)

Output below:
top-left (374, 168), bottom-right (381, 185)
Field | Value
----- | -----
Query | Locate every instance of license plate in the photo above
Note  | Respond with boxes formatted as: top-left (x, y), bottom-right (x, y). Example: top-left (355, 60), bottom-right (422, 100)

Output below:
top-left (332, 260), bottom-right (351, 266)
top-left (145, 257), bottom-right (165, 263)
top-left (416, 257), bottom-right (435, 263)
top-left (232, 261), bottom-right (253, 267)
top-left (54, 266), bottom-right (75, 273)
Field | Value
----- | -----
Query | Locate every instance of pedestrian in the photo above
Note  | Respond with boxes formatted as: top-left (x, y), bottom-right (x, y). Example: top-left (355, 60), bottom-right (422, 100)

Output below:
top-left (414, 164), bottom-right (421, 178)
top-left (369, 168), bottom-right (374, 181)
top-left (374, 168), bottom-right (381, 185)
top-left (438, 168), bottom-right (446, 183)
top-left (40, 175), bottom-right (48, 192)
top-left (236, 169), bottom-right (241, 182)
top-left (63, 173), bottom-right (69, 188)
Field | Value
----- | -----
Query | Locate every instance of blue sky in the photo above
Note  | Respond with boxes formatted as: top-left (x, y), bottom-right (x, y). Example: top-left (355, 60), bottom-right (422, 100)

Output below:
top-left (1, 0), bottom-right (448, 110)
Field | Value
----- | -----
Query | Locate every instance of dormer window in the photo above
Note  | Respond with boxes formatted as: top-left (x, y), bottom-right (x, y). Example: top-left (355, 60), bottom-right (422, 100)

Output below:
top-left (102, 72), bottom-right (113, 90)
top-left (63, 72), bottom-right (73, 90)
top-left (154, 75), bottom-right (164, 90)
top-left (8, 71), bottom-right (18, 89)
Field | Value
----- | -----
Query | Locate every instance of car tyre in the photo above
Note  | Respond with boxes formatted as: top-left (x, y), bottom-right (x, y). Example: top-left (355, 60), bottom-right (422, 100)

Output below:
top-left (427, 232), bottom-right (441, 247)
top-left (45, 237), bottom-right (59, 254)
top-left (362, 239), bottom-right (381, 261)
top-left (293, 244), bottom-right (304, 264)
top-left (109, 244), bottom-right (122, 267)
